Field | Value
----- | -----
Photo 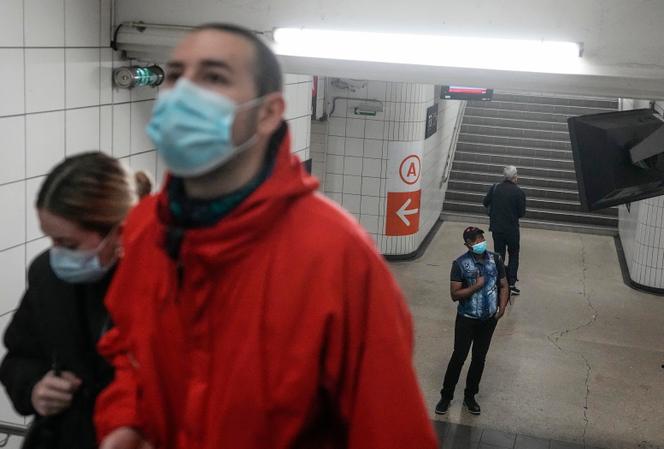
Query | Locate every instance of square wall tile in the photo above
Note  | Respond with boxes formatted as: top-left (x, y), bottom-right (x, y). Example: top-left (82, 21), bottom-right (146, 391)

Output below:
top-left (66, 107), bottom-right (100, 155)
top-left (101, 0), bottom-right (112, 46)
top-left (326, 192), bottom-right (342, 205)
top-left (326, 155), bottom-right (344, 174)
top-left (0, 0), bottom-right (23, 47)
top-left (345, 138), bottom-right (364, 157)
top-left (324, 174), bottom-right (343, 193)
top-left (25, 0), bottom-right (64, 47)
top-left (361, 177), bottom-right (381, 197)
top-left (0, 50), bottom-right (25, 117)
top-left (100, 105), bottom-right (112, 154)
top-left (364, 139), bottom-right (383, 159)
top-left (112, 104), bottom-right (131, 157)
top-left (365, 120), bottom-right (385, 140)
top-left (342, 175), bottom-right (362, 194)
top-left (0, 116), bottom-right (26, 185)
top-left (0, 246), bottom-right (26, 314)
top-left (66, 49), bottom-right (101, 109)
top-left (296, 83), bottom-right (312, 117)
top-left (283, 84), bottom-right (297, 120)
top-left (26, 177), bottom-right (44, 241)
top-left (26, 111), bottom-right (65, 177)
top-left (344, 157), bottom-right (363, 176)
top-left (65, 0), bottom-right (100, 46)
top-left (25, 49), bottom-right (65, 113)
top-left (327, 136), bottom-right (345, 156)
top-left (328, 118), bottom-right (346, 137)
top-left (363, 158), bottom-right (382, 177)
top-left (342, 194), bottom-right (361, 214)
top-left (346, 119), bottom-right (365, 138)
top-left (130, 101), bottom-right (155, 154)
top-left (361, 196), bottom-right (380, 215)
top-left (0, 182), bottom-right (26, 250)
top-left (100, 49), bottom-right (113, 104)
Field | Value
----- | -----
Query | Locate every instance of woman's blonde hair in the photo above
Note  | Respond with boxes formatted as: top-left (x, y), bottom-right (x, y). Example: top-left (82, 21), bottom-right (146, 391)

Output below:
top-left (37, 152), bottom-right (137, 235)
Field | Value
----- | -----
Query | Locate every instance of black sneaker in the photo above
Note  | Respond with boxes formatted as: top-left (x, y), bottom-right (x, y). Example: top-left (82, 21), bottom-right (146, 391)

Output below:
top-left (509, 285), bottom-right (521, 295)
top-left (434, 398), bottom-right (451, 415)
top-left (463, 397), bottom-right (481, 415)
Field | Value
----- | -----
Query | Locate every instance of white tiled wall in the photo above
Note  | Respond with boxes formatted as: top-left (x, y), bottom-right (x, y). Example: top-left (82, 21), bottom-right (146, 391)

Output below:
top-left (617, 99), bottom-right (664, 290)
top-left (313, 79), bottom-right (464, 255)
top-left (0, 0), bottom-right (312, 429)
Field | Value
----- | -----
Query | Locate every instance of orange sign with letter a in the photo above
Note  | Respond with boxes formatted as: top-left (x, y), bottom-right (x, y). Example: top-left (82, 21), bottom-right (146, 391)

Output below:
top-left (385, 190), bottom-right (421, 236)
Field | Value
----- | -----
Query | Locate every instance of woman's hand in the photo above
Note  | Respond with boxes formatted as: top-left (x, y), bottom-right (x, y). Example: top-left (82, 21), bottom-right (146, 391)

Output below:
top-left (31, 371), bottom-right (82, 416)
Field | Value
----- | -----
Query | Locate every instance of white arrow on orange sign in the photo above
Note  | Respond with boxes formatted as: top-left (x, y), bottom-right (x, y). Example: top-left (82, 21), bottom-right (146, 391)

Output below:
top-left (396, 198), bottom-right (419, 226)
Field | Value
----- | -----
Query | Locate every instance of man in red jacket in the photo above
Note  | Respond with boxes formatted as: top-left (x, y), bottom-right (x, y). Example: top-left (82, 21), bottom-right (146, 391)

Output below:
top-left (96, 23), bottom-right (437, 449)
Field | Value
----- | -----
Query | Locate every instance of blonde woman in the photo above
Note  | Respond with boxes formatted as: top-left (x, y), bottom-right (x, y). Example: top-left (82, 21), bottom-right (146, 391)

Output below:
top-left (0, 153), bottom-right (144, 449)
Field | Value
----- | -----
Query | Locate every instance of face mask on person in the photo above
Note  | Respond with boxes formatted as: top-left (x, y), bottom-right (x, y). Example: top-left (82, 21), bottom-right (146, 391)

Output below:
top-left (146, 78), bottom-right (263, 177)
top-left (471, 241), bottom-right (488, 255)
top-left (49, 232), bottom-right (116, 284)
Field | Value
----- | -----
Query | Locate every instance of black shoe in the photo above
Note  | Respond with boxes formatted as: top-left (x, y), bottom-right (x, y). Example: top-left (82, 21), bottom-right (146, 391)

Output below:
top-left (509, 285), bottom-right (520, 295)
top-left (435, 398), bottom-right (451, 415)
top-left (463, 397), bottom-right (481, 415)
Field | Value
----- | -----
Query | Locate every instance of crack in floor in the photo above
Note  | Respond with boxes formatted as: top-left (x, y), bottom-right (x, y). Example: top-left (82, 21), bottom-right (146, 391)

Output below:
top-left (545, 237), bottom-right (598, 448)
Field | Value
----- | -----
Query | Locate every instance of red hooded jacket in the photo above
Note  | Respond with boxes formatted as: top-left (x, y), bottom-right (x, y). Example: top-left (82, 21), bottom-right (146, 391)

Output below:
top-left (95, 125), bottom-right (437, 449)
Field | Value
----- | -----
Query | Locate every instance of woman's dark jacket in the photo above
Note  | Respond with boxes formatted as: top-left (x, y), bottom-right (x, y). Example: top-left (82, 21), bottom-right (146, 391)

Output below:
top-left (0, 251), bottom-right (114, 449)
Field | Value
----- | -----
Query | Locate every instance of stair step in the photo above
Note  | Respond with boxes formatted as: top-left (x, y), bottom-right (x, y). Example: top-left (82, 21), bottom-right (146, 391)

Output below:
top-left (444, 190), bottom-right (617, 216)
top-left (460, 123), bottom-right (570, 141)
top-left (455, 150), bottom-right (574, 170)
top-left (463, 115), bottom-right (570, 133)
top-left (443, 201), bottom-right (618, 227)
top-left (447, 180), bottom-right (580, 202)
top-left (440, 212), bottom-right (618, 236)
top-left (451, 161), bottom-right (576, 180)
top-left (449, 170), bottom-right (578, 190)
top-left (464, 107), bottom-right (571, 124)
top-left (459, 133), bottom-right (571, 151)
top-left (457, 142), bottom-right (572, 160)
top-left (489, 92), bottom-right (619, 109)
top-left (469, 100), bottom-right (616, 116)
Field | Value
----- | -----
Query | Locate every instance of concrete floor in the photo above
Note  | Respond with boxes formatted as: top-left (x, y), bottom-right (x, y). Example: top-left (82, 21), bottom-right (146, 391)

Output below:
top-left (390, 221), bottom-right (664, 449)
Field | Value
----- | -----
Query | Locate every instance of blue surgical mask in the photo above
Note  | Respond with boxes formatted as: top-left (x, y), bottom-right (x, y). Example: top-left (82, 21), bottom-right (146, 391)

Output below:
top-left (471, 241), bottom-right (488, 255)
top-left (49, 234), bottom-right (116, 284)
top-left (146, 79), bottom-right (262, 177)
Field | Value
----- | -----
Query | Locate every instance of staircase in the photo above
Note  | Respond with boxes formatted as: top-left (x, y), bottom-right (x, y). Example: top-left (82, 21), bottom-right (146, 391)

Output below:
top-left (442, 92), bottom-right (619, 235)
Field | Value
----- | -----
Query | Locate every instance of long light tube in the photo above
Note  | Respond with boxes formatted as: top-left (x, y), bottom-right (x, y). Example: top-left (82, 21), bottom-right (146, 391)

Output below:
top-left (273, 28), bottom-right (582, 74)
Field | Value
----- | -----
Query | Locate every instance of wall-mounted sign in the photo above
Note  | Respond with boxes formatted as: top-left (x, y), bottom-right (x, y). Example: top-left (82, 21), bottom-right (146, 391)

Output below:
top-left (425, 103), bottom-right (439, 139)
top-left (441, 86), bottom-right (493, 101)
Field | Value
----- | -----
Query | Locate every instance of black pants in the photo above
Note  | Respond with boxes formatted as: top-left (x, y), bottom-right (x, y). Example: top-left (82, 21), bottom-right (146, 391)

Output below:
top-left (440, 314), bottom-right (498, 400)
top-left (492, 229), bottom-right (520, 286)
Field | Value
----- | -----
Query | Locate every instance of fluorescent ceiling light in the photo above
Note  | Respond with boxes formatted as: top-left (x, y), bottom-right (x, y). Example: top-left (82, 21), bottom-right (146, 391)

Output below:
top-left (273, 28), bottom-right (583, 74)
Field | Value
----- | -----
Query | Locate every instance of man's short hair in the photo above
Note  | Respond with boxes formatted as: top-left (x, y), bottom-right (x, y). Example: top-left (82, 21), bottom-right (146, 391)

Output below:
top-left (503, 165), bottom-right (518, 180)
top-left (195, 23), bottom-right (283, 96)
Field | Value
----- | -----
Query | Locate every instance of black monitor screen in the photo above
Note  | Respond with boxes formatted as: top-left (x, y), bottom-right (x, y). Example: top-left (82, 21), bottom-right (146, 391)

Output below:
top-left (568, 109), bottom-right (664, 211)
top-left (441, 86), bottom-right (493, 101)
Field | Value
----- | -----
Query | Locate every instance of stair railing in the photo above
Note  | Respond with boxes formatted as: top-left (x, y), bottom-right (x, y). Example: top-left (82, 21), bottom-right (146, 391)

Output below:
top-left (0, 422), bottom-right (27, 447)
top-left (439, 100), bottom-right (467, 189)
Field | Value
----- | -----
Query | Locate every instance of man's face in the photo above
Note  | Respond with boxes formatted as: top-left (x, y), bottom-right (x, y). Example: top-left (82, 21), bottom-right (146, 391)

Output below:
top-left (164, 30), bottom-right (265, 145)
top-left (465, 234), bottom-right (486, 250)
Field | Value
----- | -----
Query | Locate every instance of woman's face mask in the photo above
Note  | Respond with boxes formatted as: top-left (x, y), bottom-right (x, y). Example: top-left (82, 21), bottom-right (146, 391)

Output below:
top-left (49, 234), bottom-right (116, 284)
top-left (146, 79), bottom-right (263, 178)
top-left (38, 209), bottom-right (120, 284)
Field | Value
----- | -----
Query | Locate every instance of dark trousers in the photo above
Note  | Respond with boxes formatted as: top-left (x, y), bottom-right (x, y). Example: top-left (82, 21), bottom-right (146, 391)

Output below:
top-left (492, 229), bottom-right (520, 286)
top-left (440, 314), bottom-right (497, 400)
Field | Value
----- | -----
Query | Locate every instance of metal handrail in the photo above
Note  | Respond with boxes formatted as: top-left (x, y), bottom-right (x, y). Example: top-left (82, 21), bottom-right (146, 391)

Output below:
top-left (0, 421), bottom-right (27, 447)
top-left (440, 100), bottom-right (467, 188)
